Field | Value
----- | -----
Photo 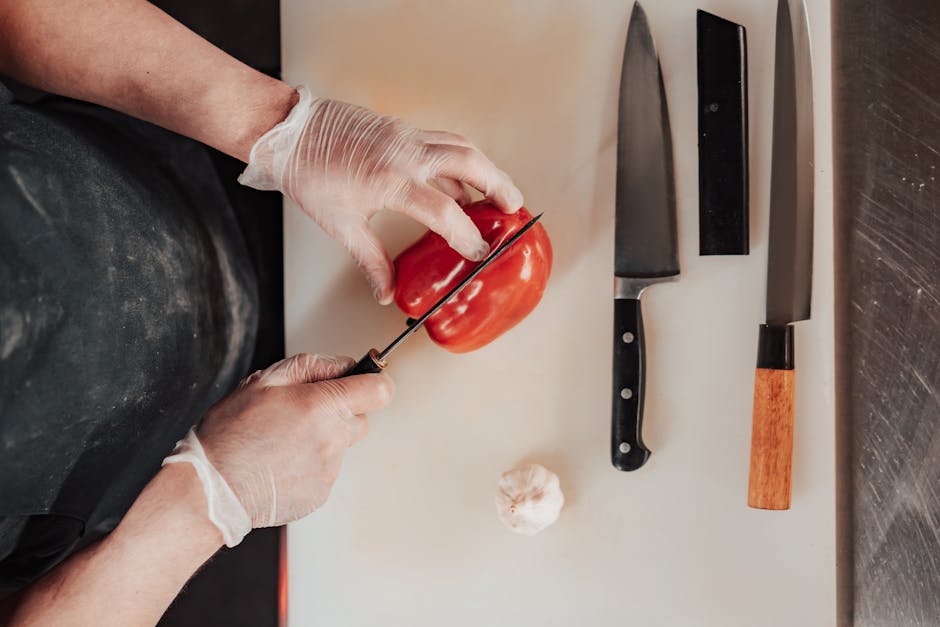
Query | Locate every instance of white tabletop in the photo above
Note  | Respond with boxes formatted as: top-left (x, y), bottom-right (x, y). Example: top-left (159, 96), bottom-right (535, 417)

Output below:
top-left (280, 1), bottom-right (835, 625)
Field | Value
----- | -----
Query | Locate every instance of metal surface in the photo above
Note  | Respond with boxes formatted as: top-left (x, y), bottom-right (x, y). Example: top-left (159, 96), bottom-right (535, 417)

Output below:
top-left (614, 2), bottom-right (678, 279)
top-left (765, 0), bottom-right (814, 326)
top-left (376, 212), bottom-right (542, 360)
top-left (833, 0), bottom-right (940, 625)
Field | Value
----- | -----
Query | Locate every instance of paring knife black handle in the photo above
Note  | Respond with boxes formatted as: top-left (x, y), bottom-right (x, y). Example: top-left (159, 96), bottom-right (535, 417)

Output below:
top-left (611, 297), bottom-right (652, 471)
top-left (345, 349), bottom-right (386, 377)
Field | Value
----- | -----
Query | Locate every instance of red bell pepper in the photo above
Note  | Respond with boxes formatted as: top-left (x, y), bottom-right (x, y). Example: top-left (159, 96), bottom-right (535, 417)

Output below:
top-left (393, 201), bottom-right (553, 353)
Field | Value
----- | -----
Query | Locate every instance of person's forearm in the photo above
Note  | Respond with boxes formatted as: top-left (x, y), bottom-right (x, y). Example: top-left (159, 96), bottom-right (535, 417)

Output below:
top-left (8, 464), bottom-right (223, 626)
top-left (0, 0), bottom-right (296, 161)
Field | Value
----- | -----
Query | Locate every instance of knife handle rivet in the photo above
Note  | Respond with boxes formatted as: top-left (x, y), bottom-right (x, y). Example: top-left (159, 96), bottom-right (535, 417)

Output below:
top-left (620, 388), bottom-right (633, 400)
top-left (622, 332), bottom-right (635, 344)
top-left (619, 442), bottom-right (632, 454)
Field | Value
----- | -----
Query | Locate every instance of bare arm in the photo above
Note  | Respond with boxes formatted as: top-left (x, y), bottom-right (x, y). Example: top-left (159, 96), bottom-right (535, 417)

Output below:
top-left (3, 353), bottom-right (392, 625)
top-left (0, 0), bottom-right (297, 161)
top-left (7, 464), bottom-right (223, 626)
top-left (0, 3), bottom-right (296, 621)
top-left (0, 0), bottom-right (526, 305)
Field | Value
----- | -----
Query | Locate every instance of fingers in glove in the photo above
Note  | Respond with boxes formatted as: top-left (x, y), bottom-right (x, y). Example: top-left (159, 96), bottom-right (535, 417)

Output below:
top-left (341, 414), bottom-right (370, 446)
top-left (238, 369), bottom-right (264, 389)
top-left (418, 130), bottom-right (476, 149)
top-left (431, 145), bottom-right (524, 213)
top-left (433, 177), bottom-right (472, 206)
top-left (335, 219), bottom-right (395, 305)
top-left (256, 353), bottom-right (355, 387)
top-left (306, 372), bottom-right (396, 419)
top-left (395, 184), bottom-right (490, 261)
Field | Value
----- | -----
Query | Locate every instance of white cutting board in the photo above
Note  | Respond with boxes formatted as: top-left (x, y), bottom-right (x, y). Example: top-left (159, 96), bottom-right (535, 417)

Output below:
top-left (280, 1), bottom-right (835, 625)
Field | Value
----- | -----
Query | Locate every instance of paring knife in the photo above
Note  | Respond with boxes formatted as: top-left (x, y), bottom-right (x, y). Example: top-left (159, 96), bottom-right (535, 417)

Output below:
top-left (611, 2), bottom-right (678, 472)
top-left (345, 212), bottom-right (544, 377)
top-left (747, 0), bottom-right (814, 510)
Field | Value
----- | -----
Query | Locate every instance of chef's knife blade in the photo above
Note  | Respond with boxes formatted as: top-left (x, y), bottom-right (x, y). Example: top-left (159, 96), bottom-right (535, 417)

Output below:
top-left (747, 0), bottom-right (814, 510)
top-left (615, 4), bottom-right (678, 280)
top-left (611, 2), bottom-right (678, 472)
top-left (346, 212), bottom-right (544, 376)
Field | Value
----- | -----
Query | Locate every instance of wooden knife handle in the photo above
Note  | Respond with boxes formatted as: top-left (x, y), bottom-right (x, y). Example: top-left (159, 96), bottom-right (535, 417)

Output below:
top-left (611, 297), bottom-right (652, 471)
top-left (747, 324), bottom-right (795, 510)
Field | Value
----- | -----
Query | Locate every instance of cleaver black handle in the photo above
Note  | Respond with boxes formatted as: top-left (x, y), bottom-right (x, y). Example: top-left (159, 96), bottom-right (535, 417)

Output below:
top-left (611, 297), bottom-right (652, 471)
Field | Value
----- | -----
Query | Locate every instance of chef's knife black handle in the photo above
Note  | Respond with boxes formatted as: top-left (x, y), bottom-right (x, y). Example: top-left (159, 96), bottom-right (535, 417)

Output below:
top-left (345, 349), bottom-right (386, 377)
top-left (611, 297), bottom-right (651, 471)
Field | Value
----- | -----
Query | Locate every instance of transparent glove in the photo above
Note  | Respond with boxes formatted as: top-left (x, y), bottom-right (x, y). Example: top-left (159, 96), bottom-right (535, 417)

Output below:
top-left (163, 353), bottom-right (393, 546)
top-left (238, 87), bottom-right (524, 304)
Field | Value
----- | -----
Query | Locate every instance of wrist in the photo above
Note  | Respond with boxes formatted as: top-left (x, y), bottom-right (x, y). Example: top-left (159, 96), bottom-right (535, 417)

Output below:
top-left (120, 464), bottom-right (225, 560)
top-left (237, 85), bottom-right (318, 192)
top-left (227, 77), bottom-right (299, 163)
top-left (162, 463), bottom-right (226, 555)
top-left (163, 428), bottom-right (253, 546)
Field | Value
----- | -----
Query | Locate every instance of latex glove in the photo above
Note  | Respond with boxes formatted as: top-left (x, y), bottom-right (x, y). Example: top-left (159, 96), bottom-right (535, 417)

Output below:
top-left (238, 87), bottom-right (524, 305)
top-left (163, 353), bottom-right (393, 546)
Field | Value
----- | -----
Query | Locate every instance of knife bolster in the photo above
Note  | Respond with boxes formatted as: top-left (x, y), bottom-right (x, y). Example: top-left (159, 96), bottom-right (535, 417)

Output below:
top-left (346, 349), bottom-right (387, 377)
top-left (614, 275), bottom-right (677, 299)
top-left (757, 324), bottom-right (794, 369)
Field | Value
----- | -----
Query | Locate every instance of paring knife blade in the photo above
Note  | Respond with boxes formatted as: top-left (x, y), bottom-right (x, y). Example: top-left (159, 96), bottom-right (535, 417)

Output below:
top-left (611, 2), bottom-right (678, 472)
top-left (747, 0), bottom-right (814, 510)
top-left (346, 212), bottom-right (544, 377)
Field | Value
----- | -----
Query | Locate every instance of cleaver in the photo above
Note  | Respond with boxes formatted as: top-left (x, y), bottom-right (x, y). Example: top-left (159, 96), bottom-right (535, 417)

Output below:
top-left (611, 2), bottom-right (678, 472)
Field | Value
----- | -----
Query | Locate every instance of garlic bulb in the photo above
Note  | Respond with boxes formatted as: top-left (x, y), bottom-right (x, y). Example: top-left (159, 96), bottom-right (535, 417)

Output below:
top-left (495, 463), bottom-right (564, 536)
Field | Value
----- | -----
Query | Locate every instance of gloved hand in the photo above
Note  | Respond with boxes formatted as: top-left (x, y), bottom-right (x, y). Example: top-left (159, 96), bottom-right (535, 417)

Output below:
top-left (163, 353), bottom-right (394, 546)
top-left (238, 87), bottom-right (524, 305)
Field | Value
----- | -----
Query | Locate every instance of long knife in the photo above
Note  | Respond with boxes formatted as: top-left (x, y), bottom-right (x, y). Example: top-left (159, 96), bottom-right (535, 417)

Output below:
top-left (747, 0), bottom-right (814, 510)
top-left (346, 212), bottom-right (544, 376)
top-left (611, 2), bottom-right (678, 472)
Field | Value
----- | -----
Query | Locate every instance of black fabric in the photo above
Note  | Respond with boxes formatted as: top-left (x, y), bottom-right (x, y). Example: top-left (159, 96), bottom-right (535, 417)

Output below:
top-left (147, 2), bottom-right (285, 625)
top-left (0, 515), bottom-right (84, 596)
top-left (156, 156), bottom-right (285, 627)
top-left (0, 90), bottom-right (259, 597)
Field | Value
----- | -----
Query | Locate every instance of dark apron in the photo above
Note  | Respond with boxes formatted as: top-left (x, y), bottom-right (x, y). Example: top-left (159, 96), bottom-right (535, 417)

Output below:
top-left (0, 80), bottom-right (259, 597)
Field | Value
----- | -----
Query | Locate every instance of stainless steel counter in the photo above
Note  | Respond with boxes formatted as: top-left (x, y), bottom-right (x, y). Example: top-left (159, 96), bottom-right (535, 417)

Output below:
top-left (833, 1), bottom-right (940, 625)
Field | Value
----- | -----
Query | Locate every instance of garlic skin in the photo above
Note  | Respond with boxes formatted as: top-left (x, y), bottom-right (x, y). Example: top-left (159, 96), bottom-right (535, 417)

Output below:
top-left (495, 463), bottom-right (564, 536)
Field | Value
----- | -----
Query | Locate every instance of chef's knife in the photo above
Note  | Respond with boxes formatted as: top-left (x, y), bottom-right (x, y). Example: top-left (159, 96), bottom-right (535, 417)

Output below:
top-left (346, 212), bottom-right (544, 376)
top-left (611, 2), bottom-right (678, 472)
top-left (747, 0), bottom-right (814, 510)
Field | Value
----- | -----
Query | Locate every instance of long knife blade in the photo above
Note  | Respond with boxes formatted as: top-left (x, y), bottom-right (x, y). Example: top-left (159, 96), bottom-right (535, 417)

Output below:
top-left (748, 0), bottom-right (814, 510)
top-left (611, 2), bottom-right (678, 472)
top-left (346, 213), bottom-right (544, 376)
top-left (765, 0), bottom-right (814, 325)
top-left (615, 2), bottom-right (678, 280)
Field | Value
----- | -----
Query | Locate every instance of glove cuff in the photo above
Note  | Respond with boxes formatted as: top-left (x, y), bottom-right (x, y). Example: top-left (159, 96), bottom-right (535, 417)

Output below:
top-left (162, 428), bottom-right (252, 548)
top-left (237, 85), bottom-right (317, 192)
